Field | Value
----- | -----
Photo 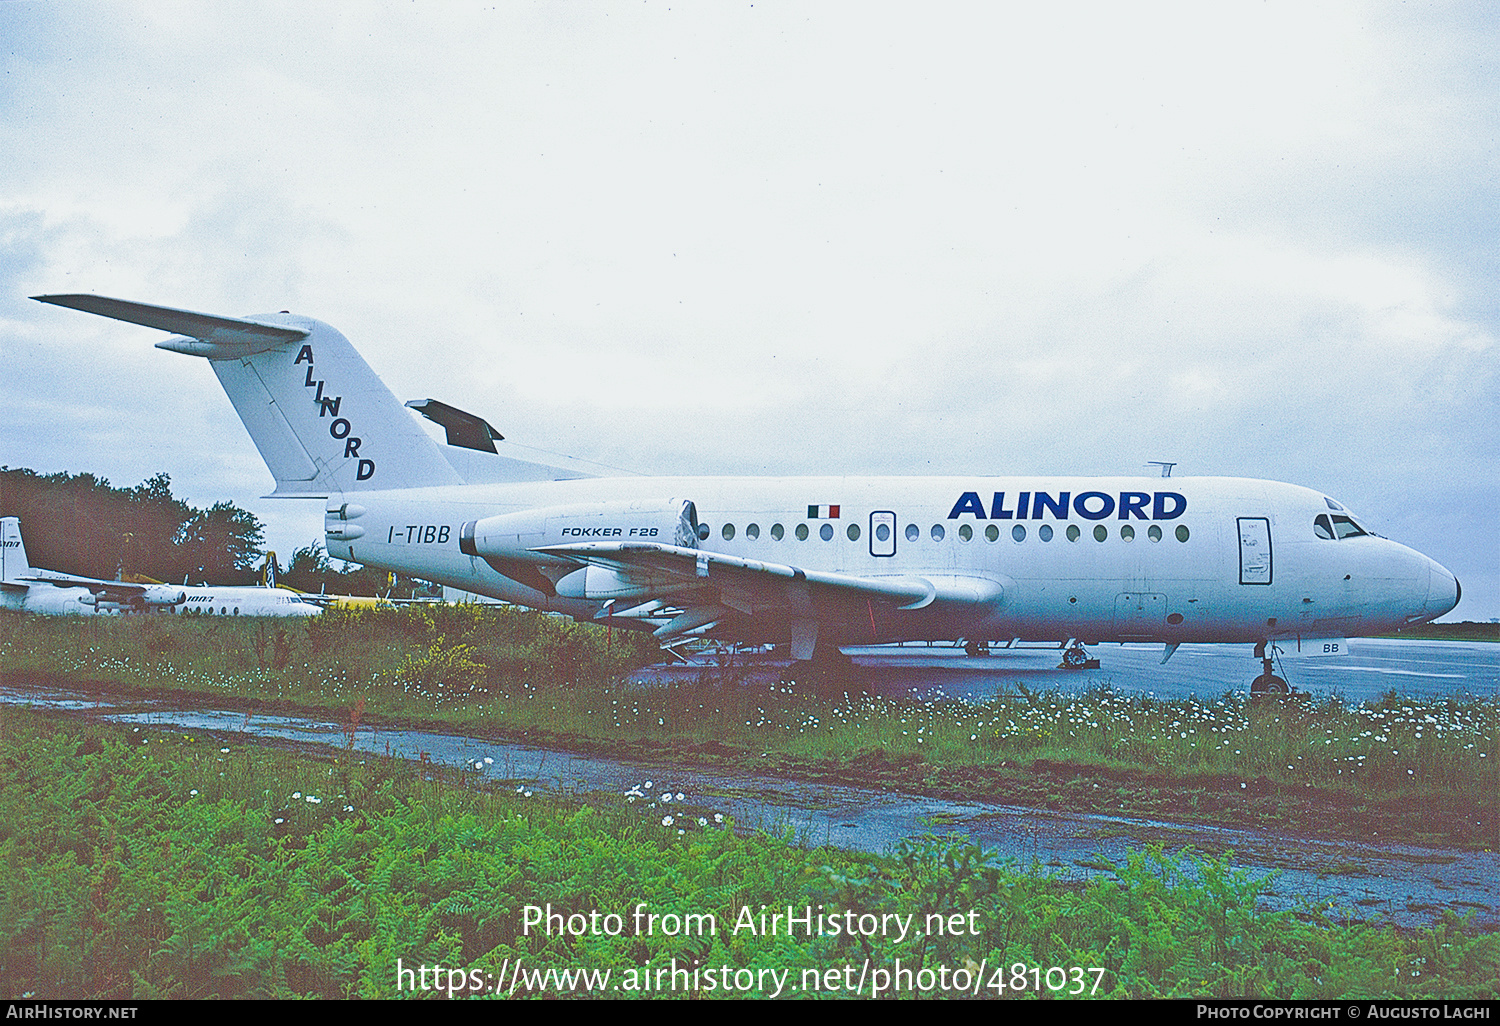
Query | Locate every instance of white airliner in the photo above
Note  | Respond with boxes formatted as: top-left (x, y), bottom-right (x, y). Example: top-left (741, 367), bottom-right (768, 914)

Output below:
top-left (33, 295), bottom-right (1460, 690)
top-left (0, 517), bottom-right (320, 618)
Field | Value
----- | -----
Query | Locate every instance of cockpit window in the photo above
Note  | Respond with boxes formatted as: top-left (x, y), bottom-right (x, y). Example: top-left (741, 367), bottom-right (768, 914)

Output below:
top-left (1324, 497), bottom-right (1345, 511)
top-left (1330, 514), bottom-right (1367, 540)
top-left (1314, 514), bottom-right (1335, 540)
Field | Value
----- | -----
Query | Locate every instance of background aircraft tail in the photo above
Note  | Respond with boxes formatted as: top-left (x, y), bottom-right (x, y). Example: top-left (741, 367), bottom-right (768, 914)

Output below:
top-left (34, 295), bottom-right (587, 496)
top-left (0, 517), bottom-right (32, 583)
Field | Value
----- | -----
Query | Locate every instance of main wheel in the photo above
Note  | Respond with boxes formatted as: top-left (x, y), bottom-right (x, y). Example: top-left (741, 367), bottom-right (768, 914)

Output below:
top-left (1062, 646), bottom-right (1089, 669)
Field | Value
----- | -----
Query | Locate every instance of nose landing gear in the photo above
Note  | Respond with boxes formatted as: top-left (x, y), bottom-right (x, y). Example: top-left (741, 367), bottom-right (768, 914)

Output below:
top-left (1250, 640), bottom-right (1290, 694)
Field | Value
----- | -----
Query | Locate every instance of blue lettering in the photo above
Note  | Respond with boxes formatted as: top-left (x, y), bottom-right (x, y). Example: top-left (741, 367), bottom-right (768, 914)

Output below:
top-left (1153, 491), bottom-right (1187, 520)
top-left (294, 345), bottom-right (314, 365)
top-left (330, 418), bottom-right (351, 439)
top-left (303, 365), bottom-right (317, 387)
top-left (948, 492), bottom-right (987, 519)
top-left (357, 459), bottom-right (375, 480)
top-left (1031, 491), bottom-right (1069, 519)
top-left (950, 488), bottom-right (1188, 521)
top-left (1074, 491), bottom-right (1115, 520)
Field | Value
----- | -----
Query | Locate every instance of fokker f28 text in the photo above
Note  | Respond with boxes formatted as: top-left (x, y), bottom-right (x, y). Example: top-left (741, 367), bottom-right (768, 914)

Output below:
top-left (34, 294), bottom-right (1461, 691)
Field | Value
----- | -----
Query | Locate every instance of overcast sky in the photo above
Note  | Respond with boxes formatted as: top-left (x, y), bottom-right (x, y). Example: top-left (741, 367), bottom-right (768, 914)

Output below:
top-left (2, 1), bottom-right (1495, 620)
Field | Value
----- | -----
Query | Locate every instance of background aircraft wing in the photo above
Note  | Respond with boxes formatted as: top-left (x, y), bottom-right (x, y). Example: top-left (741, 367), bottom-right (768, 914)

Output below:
top-left (18, 570), bottom-right (145, 594)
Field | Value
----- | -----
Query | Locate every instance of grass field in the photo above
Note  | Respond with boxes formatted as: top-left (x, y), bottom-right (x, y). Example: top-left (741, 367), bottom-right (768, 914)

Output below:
top-left (2, 707), bottom-right (1496, 999)
top-left (1, 607), bottom-right (1494, 847)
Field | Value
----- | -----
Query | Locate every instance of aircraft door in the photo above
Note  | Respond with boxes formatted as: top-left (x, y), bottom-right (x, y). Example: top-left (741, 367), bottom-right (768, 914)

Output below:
top-left (1238, 517), bottom-right (1272, 585)
top-left (870, 511), bottom-right (896, 557)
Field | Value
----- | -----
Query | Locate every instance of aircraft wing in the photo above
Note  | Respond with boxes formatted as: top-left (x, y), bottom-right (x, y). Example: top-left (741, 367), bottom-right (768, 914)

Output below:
top-left (16, 572), bottom-right (186, 608)
top-left (17, 570), bottom-right (142, 593)
top-left (535, 542), bottom-right (1004, 641)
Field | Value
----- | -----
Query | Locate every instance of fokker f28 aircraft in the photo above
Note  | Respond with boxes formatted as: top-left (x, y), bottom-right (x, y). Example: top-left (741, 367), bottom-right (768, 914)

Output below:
top-left (0, 517), bottom-right (320, 618)
top-left (34, 295), bottom-right (1461, 690)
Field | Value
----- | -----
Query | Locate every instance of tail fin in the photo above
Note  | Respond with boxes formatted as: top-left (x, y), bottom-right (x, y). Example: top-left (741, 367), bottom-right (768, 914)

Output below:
top-left (0, 518), bottom-right (32, 584)
top-left (34, 295), bottom-right (467, 496)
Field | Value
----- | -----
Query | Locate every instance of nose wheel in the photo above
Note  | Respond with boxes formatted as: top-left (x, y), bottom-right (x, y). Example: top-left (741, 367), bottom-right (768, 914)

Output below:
top-left (1250, 641), bottom-right (1290, 694)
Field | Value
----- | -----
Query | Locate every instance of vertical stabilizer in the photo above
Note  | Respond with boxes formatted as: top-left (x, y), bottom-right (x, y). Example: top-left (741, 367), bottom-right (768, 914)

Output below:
top-left (0, 517), bottom-right (31, 583)
top-left (203, 317), bottom-right (465, 495)
top-left (32, 295), bottom-right (466, 496)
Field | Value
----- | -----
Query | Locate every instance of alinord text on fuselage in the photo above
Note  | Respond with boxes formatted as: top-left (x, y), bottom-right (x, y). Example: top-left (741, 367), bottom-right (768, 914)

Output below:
top-left (948, 490), bottom-right (1187, 522)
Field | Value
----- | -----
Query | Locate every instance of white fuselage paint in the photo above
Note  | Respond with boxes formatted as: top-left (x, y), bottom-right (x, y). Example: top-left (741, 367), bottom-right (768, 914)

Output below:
top-left (324, 475), bottom-right (1455, 648)
top-left (169, 587), bottom-right (321, 618)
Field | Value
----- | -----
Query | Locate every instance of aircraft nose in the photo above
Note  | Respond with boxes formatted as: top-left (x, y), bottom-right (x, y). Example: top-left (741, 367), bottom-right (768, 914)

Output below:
top-left (1426, 559), bottom-right (1460, 620)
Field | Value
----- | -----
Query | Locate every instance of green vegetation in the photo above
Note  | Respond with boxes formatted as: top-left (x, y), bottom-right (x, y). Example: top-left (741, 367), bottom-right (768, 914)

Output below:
top-left (0, 466), bottom-right (265, 585)
top-left (2, 708), bottom-right (1495, 999)
top-left (1391, 622), bottom-right (1500, 643)
top-left (1, 607), bottom-right (1494, 845)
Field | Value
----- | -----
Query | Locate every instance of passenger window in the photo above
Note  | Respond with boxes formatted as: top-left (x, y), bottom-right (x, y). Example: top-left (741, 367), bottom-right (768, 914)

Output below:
top-left (819, 524), bottom-right (834, 541)
top-left (931, 524), bottom-right (945, 542)
top-left (1066, 525), bottom-right (1081, 542)
top-left (746, 523), bottom-right (760, 539)
top-left (1148, 525), bottom-right (1162, 542)
top-left (721, 524), bottom-right (735, 541)
top-left (1175, 525), bottom-right (1190, 542)
top-left (905, 523), bottom-right (920, 542)
top-left (1039, 524), bottom-right (1053, 542)
top-left (958, 524), bottom-right (972, 542)
top-left (1121, 525), bottom-right (1135, 542)
top-left (1012, 525), bottom-right (1026, 542)
top-left (875, 523), bottom-right (890, 542)
top-left (795, 524), bottom-right (809, 541)
top-left (771, 523), bottom-right (784, 541)
top-left (1093, 525), bottom-right (1107, 542)
top-left (847, 523), bottom-right (861, 541)
top-left (985, 524), bottom-right (999, 542)
top-left (697, 523), bottom-right (710, 541)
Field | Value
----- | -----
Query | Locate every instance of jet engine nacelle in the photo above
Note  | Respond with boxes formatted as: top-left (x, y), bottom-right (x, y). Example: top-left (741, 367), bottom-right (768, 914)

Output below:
top-left (460, 499), bottom-right (699, 596)
top-left (461, 499), bottom-right (699, 563)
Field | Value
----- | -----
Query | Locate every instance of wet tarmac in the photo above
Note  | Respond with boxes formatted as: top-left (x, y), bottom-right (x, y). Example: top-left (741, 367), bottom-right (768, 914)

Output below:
top-left (654, 637), bottom-right (1500, 703)
top-left (3, 677), bottom-right (1496, 931)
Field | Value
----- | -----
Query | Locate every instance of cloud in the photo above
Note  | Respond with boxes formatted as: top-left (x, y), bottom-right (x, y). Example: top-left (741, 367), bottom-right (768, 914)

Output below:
top-left (2, 1), bottom-right (1495, 616)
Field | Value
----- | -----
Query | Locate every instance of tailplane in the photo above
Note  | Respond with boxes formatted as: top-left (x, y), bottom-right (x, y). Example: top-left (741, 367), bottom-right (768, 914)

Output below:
top-left (33, 295), bottom-right (582, 496)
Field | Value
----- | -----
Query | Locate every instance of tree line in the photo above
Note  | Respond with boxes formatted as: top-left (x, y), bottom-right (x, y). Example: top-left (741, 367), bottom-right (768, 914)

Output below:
top-left (1, 466), bottom-right (421, 595)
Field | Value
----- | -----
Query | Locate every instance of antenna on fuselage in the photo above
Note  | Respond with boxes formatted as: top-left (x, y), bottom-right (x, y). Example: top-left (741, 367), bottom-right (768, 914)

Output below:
top-left (1147, 461), bottom-right (1176, 478)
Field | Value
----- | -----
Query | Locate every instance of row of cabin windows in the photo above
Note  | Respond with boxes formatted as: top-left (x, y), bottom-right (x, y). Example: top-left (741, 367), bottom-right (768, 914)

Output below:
top-left (702, 521), bottom-right (1192, 544)
top-left (168, 606), bottom-right (240, 615)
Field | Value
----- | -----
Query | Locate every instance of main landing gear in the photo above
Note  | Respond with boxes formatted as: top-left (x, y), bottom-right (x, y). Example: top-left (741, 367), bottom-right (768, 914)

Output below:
top-left (1059, 639), bottom-right (1100, 670)
top-left (1250, 640), bottom-right (1290, 694)
top-left (782, 644), bottom-right (856, 685)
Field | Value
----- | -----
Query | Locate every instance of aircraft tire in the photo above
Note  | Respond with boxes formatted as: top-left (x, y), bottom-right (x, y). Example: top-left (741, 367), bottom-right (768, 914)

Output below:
top-left (1251, 673), bottom-right (1288, 694)
top-left (1061, 646), bottom-right (1089, 669)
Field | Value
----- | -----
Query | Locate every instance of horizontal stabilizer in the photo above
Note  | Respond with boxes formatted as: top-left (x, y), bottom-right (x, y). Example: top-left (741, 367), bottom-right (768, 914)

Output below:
top-left (32, 294), bottom-right (307, 355)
